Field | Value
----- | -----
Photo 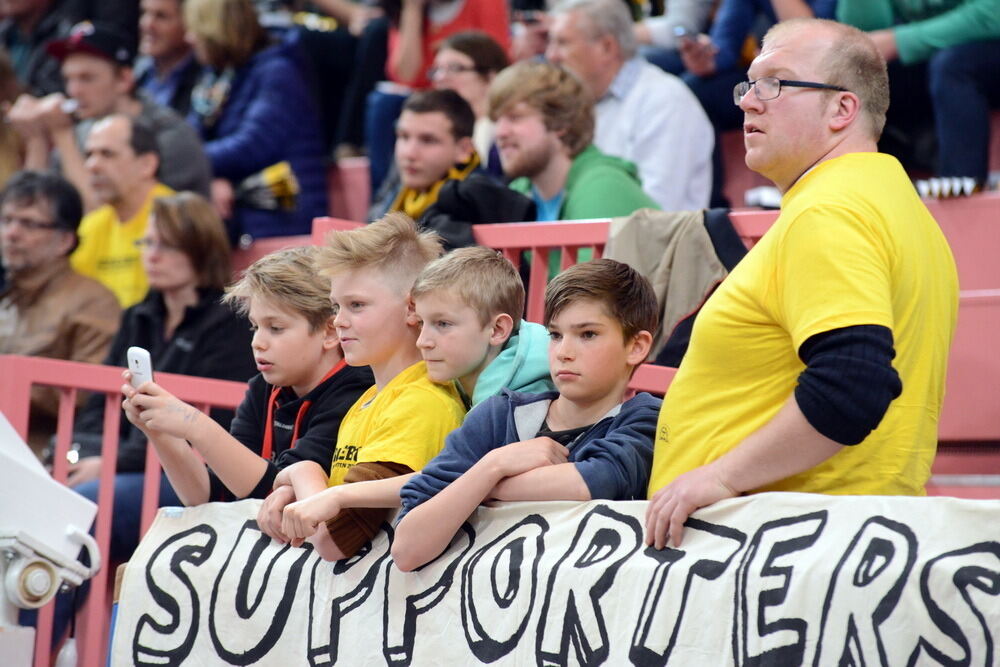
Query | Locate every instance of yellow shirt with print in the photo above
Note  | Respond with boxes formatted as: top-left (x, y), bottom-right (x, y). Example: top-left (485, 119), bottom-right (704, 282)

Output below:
top-left (70, 183), bottom-right (174, 308)
top-left (648, 152), bottom-right (958, 497)
top-left (328, 360), bottom-right (466, 486)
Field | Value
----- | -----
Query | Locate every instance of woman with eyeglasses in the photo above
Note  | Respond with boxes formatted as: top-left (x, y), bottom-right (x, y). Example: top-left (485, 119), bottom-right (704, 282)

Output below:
top-left (429, 31), bottom-right (509, 180)
top-left (68, 192), bottom-right (256, 555)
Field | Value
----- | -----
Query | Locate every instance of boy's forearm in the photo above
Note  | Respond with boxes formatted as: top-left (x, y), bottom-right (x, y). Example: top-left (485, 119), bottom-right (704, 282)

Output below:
top-left (148, 432), bottom-right (211, 505)
top-left (392, 461), bottom-right (501, 571)
top-left (289, 461), bottom-right (332, 499)
top-left (185, 412), bottom-right (270, 499)
top-left (335, 473), bottom-right (416, 509)
top-left (491, 463), bottom-right (590, 502)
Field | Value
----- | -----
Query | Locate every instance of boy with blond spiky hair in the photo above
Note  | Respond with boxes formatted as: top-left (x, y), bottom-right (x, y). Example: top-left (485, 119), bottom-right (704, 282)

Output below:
top-left (270, 213), bottom-right (466, 560)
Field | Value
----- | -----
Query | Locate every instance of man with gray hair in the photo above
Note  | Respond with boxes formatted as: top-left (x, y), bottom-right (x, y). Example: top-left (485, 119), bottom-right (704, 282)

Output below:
top-left (547, 0), bottom-right (713, 212)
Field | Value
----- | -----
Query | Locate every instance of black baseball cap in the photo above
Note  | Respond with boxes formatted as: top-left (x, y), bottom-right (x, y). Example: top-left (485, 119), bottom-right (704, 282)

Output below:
top-left (46, 22), bottom-right (135, 67)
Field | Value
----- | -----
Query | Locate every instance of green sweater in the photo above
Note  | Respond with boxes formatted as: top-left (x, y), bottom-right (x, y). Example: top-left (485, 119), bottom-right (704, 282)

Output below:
top-left (509, 144), bottom-right (660, 220)
top-left (837, 0), bottom-right (1000, 64)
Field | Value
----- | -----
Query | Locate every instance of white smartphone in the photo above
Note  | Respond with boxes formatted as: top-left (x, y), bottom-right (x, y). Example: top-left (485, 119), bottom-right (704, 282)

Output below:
top-left (127, 346), bottom-right (154, 388)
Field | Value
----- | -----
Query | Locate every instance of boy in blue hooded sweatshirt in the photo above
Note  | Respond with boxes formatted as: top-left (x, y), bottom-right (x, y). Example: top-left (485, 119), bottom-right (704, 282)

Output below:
top-left (391, 259), bottom-right (662, 571)
top-left (411, 246), bottom-right (553, 408)
top-left (279, 246), bottom-right (554, 550)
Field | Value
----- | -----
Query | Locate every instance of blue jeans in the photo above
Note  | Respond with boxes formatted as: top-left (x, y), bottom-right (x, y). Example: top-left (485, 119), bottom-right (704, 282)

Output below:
top-left (929, 39), bottom-right (1000, 182)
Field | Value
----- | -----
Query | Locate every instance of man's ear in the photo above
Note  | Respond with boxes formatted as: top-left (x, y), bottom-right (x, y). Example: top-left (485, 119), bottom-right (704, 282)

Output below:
top-left (455, 135), bottom-right (475, 164)
top-left (598, 32), bottom-right (619, 61)
top-left (489, 313), bottom-right (515, 347)
top-left (625, 330), bottom-right (653, 367)
top-left (55, 229), bottom-right (76, 257)
top-left (829, 91), bottom-right (862, 132)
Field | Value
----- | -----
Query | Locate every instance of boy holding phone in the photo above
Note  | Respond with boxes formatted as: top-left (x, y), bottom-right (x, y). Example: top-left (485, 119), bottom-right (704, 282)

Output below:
top-left (121, 248), bottom-right (374, 521)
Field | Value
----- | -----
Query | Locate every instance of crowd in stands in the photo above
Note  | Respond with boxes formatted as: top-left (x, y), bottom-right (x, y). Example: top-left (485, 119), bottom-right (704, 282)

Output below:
top-left (0, 0), bottom-right (991, 656)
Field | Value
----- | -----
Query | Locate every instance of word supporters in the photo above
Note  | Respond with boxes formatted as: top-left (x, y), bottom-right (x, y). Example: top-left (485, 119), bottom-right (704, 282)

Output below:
top-left (111, 495), bottom-right (1000, 666)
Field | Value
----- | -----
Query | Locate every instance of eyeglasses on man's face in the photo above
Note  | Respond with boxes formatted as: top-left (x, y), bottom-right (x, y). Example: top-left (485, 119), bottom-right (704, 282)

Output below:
top-left (733, 77), bottom-right (849, 105)
top-left (0, 215), bottom-right (60, 232)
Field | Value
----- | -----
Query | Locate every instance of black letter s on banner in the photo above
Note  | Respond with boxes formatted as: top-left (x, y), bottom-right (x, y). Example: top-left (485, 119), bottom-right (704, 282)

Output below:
top-left (132, 524), bottom-right (217, 666)
top-left (907, 542), bottom-right (1000, 667)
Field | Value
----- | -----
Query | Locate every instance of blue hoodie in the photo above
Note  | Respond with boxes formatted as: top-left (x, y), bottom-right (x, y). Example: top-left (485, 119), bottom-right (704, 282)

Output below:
top-left (399, 389), bottom-right (662, 518)
top-left (469, 321), bottom-right (554, 407)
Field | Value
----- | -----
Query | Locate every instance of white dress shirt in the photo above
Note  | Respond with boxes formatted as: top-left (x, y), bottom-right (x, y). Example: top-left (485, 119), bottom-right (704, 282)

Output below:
top-left (595, 57), bottom-right (714, 211)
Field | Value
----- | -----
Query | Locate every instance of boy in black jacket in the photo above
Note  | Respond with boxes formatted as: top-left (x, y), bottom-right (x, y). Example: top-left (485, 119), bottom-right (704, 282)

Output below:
top-left (121, 248), bottom-right (373, 539)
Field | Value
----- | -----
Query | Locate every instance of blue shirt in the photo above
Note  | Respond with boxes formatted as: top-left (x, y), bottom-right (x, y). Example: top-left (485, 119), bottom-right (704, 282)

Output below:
top-left (532, 187), bottom-right (565, 221)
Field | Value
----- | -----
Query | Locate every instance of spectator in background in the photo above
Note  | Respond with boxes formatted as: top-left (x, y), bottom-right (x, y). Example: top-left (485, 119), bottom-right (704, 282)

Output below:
top-left (134, 0), bottom-right (201, 118)
top-left (633, 0), bottom-right (713, 74)
top-left (371, 89), bottom-right (534, 249)
top-left (548, 0), bottom-right (714, 212)
top-left (491, 61), bottom-right (659, 221)
top-left (365, 0), bottom-right (511, 193)
top-left (0, 0), bottom-right (83, 96)
top-left (52, 190), bottom-right (255, 645)
top-left (0, 170), bottom-right (120, 451)
top-left (675, 0), bottom-right (836, 205)
top-left (7, 21), bottom-right (211, 209)
top-left (70, 114), bottom-right (172, 307)
top-left (184, 0), bottom-right (327, 242)
top-left (837, 0), bottom-right (1000, 187)
top-left (430, 31), bottom-right (509, 180)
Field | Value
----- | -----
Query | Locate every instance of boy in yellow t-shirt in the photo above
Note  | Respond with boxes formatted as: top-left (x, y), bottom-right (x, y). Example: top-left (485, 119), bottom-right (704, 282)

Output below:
top-left (268, 213), bottom-right (466, 560)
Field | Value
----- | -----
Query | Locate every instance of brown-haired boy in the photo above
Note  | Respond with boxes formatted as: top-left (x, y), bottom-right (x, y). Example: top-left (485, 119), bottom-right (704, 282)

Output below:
top-left (391, 258), bottom-right (662, 571)
top-left (272, 213), bottom-right (466, 560)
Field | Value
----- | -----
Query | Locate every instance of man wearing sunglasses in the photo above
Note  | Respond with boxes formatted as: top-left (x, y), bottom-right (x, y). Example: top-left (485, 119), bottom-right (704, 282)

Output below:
top-left (645, 18), bottom-right (959, 550)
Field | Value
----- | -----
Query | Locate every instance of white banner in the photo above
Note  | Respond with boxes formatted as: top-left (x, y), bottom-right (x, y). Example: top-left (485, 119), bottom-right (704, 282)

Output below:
top-left (110, 494), bottom-right (1000, 666)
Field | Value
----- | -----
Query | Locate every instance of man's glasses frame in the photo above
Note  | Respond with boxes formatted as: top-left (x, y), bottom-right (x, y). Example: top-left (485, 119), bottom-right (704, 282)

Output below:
top-left (0, 216), bottom-right (61, 232)
top-left (733, 77), bottom-right (849, 105)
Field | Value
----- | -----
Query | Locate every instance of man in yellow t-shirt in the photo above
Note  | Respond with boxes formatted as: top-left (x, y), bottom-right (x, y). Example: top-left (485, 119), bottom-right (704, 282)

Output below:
top-left (645, 19), bottom-right (959, 550)
top-left (70, 113), bottom-right (173, 307)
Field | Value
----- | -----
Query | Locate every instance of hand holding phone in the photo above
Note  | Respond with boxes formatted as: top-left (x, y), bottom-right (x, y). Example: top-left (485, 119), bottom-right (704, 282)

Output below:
top-left (127, 347), bottom-right (154, 388)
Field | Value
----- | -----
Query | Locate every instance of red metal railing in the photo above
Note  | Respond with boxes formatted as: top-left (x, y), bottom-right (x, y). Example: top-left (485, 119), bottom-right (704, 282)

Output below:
top-left (0, 355), bottom-right (246, 667)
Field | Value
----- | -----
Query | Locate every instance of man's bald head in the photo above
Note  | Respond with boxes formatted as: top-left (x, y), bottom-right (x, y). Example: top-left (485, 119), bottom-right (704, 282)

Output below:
top-left (763, 19), bottom-right (889, 140)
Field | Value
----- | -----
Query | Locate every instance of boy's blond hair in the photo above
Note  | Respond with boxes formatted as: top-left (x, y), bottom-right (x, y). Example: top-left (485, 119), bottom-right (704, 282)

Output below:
top-left (411, 247), bottom-right (525, 330)
top-left (223, 246), bottom-right (333, 332)
top-left (315, 212), bottom-right (444, 294)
